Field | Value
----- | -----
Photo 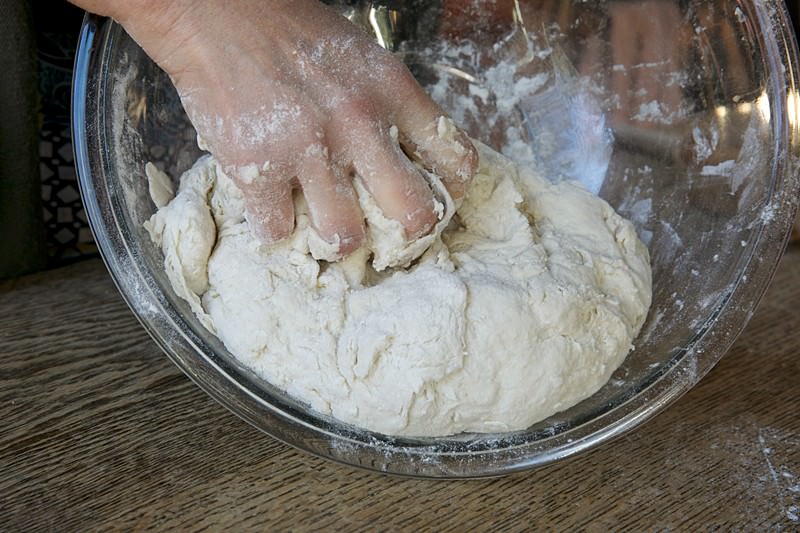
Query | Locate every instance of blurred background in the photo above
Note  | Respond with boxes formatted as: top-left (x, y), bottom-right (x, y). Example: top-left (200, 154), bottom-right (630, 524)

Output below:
top-left (1, 1), bottom-right (799, 279)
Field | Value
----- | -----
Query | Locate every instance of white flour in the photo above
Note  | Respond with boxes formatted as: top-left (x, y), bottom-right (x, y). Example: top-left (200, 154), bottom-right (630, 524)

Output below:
top-left (145, 140), bottom-right (652, 437)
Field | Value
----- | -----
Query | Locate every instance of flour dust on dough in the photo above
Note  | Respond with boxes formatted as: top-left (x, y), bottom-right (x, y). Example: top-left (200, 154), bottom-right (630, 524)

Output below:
top-left (145, 139), bottom-right (652, 437)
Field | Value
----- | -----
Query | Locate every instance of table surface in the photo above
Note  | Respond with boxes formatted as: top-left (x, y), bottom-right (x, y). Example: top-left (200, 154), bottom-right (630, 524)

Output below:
top-left (2, 246), bottom-right (799, 531)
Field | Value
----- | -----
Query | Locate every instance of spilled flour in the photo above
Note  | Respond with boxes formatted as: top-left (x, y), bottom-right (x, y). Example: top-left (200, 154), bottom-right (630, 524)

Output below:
top-left (144, 140), bottom-right (652, 437)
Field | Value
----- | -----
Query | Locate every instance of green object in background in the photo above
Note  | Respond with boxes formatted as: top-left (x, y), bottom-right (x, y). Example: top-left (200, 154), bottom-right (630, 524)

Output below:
top-left (0, 0), bottom-right (47, 278)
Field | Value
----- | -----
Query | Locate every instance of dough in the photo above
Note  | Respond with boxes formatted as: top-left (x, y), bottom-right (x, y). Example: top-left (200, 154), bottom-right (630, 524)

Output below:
top-left (145, 141), bottom-right (652, 437)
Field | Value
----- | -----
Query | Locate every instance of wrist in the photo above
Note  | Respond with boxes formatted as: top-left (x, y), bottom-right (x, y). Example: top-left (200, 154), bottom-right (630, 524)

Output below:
top-left (110, 0), bottom-right (191, 27)
top-left (110, 0), bottom-right (200, 69)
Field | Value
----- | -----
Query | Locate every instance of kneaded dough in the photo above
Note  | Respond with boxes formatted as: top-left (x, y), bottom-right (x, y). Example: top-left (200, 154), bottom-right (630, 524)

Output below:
top-left (145, 141), bottom-right (652, 437)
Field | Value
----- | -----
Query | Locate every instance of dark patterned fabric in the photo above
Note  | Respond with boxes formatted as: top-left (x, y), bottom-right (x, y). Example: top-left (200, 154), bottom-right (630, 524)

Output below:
top-left (35, 3), bottom-right (96, 264)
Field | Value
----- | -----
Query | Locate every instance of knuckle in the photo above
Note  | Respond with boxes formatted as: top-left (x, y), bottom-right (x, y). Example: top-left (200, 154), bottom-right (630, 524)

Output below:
top-left (335, 95), bottom-right (378, 126)
top-left (458, 138), bottom-right (479, 180)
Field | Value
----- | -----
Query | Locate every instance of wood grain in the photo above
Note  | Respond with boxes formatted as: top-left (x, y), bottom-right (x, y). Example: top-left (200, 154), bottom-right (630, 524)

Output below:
top-left (1, 248), bottom-right (799, 531)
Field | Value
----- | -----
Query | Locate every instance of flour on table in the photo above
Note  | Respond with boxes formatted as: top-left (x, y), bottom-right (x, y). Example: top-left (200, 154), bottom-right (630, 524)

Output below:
top-left (145, 141), bottom-right (652, 437)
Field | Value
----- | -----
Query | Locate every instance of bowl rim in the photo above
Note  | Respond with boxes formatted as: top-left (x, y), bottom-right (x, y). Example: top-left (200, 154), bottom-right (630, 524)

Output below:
top-left (73, 4), bottom-right (800, 478)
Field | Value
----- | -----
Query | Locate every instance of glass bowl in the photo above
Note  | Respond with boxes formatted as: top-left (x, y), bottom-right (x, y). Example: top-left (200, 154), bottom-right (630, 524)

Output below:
top-left (73, 1), bottom-right (800, 477)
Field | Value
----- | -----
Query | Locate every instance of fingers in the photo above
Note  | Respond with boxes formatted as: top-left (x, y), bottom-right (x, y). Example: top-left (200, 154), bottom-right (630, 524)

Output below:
top-left (345, 125), bottom-right (438, 240)
top-left (232, 167), bottom-right (296, 244)
top-left (401, 116), bottom-right (478, 201)
top-left (231, 152), bottom-right (367, 258)
top-left (231, 107), bottom-right (470, 252)
top-left (297, 146), bottom-right (365, 256)
top-left (376, 67), bottom-right (479, 200)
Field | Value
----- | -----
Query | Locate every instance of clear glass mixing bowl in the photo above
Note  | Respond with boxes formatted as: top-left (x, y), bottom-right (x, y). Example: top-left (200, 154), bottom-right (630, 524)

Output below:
top-left (73, 0), bottom-right (800, 477)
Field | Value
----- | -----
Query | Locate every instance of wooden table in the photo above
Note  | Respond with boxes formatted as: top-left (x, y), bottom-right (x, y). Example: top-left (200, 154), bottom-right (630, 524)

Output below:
top-left (2, 246), bottom-right (799, 531)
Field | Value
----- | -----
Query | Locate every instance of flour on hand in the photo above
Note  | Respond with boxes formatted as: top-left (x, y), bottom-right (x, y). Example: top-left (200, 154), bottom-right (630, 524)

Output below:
top-left (145, 140), bottom-right (652, 437)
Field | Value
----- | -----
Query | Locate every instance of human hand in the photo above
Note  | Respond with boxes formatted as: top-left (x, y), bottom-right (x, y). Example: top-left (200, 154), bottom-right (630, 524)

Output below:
top-left (76, 0), bottom-right (477, 257)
